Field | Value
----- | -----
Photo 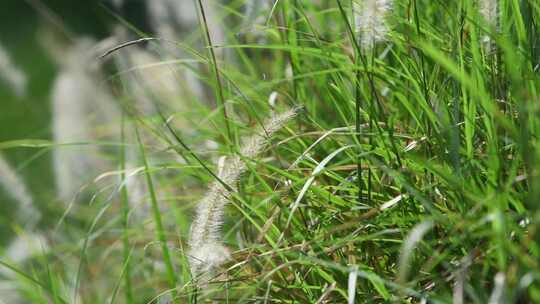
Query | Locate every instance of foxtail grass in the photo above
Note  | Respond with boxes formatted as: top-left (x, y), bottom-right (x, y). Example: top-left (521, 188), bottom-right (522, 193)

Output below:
top-left (0, 42), bottom-right (27, 97)
top-left (479, 0), bottom-right (499, 49)
top-left (0, 153), bottom-right (40, 226)
top-left (188, 107), bottom-right (298, 277)
top-left (353, 0), bottom-right (393, 51)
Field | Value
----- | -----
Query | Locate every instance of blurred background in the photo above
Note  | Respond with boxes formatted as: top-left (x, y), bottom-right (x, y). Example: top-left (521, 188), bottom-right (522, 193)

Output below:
top-left (0, 1), bottom-right (251, 301)
top-left (1, 0), bottom-right (307, 301)
top-left (0, 0), bottom-right (234, 232)
top-left (0, 0), bottom-right (118, 240)
top-left (2, 0), bottom-right (540, 303)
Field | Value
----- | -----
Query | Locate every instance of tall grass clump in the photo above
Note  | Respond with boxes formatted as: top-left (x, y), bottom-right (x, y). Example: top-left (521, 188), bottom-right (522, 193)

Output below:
top-left (189, 107), bottom-right (298, 278)
top-left (1, 0), bottom-right (540, 303)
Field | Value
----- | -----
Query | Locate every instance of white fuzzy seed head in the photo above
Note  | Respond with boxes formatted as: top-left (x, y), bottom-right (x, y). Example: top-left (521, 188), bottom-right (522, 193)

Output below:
top-left (488, 272), bottom-right (506, 304)
top-left (51, 38), bottom-right (117, 202)
top-left (188, 108), bottom-right (299, 278)
top-left (240, 107), bottom-right (299, 158)
top-left (189, 242), bottom-right (231, 277)
top-left (2, 233), bottom-right (47, 267)
top-left (148, 0), bottom-right (199, 35)
top-left (0, 42), bottom-right (27, 97)
top-left (242, 0), bottom-right (270, 28)
top-left (479, 0), bottom-right (498, 27)
top-left (354, 0), bottom-right (393, 51)
top-left (479, 0), bottom-right (499, 49)
top-left (0, 154), bottom-right (40, 227)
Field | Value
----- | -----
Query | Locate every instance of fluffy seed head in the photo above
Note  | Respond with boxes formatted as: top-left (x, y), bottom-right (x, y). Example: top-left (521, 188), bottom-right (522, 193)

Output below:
top-left (479, 0), bottom-right (499, 49)
top-left (51, 38), bottom-right (117, 202)
top-left (188, 108), bottom-right (299, 277)
top-left (488, 272), bottom-right (506, 304)
top-left (189, 242), bottom-right (231, 277)
top-left (242, 0), bottom-right (270, 29)
top-left (479, 0), bottom-right (498, 27)
top-left (0, 42), bottom-right (27, 97)
top-left (0, 154), bottom-right (40, 227)
top-left (0, 233), bottom-right (48, 303)
top-left (354, 0), bottom-right (393, 50)
top-left (148, 0), bottom-right (199, 35)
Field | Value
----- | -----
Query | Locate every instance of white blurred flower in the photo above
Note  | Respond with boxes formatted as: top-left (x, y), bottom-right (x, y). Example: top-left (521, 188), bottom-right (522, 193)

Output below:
top-left (354, 0), bottom-right (393, 50)
top-left (0, 42), bottom-right (27, 97)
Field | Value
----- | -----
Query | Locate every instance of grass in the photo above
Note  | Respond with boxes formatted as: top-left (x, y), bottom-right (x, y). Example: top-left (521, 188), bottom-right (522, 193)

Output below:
top-left (1, 0), bottom-right (540, 303)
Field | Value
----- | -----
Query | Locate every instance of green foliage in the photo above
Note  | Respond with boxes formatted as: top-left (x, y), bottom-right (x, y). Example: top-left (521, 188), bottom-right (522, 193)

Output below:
top-left (1, 0), bottom-right (540, 303)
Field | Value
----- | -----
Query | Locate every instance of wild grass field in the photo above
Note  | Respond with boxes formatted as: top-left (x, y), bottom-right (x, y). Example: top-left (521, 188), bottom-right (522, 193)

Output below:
top-left (0, 0), bottom-right (539, 303)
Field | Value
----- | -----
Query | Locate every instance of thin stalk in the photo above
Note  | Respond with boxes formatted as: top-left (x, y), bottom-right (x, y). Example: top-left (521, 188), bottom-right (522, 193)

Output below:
top-left (355, 56), bottom-right (364, 204)
top-left (159, 110), bottom-right (234, 193)
top-left (368, 53), bottom-right (375, 202)
top-left (337, 0), bottom-right (364, 203)
top-left (135, 126), bottom-right (178, 301)
top-left (196, 0), bottom-right (232, 143)
top-left (412, 0), bottom-right (434, 200)
top-left (119, 115), bottom-right (134, 304)
top-left (282, 0), bottom-right (299, 101)
top-left (337, 0), bottom-right (400, 203)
